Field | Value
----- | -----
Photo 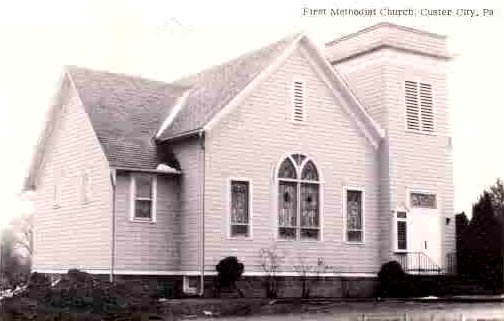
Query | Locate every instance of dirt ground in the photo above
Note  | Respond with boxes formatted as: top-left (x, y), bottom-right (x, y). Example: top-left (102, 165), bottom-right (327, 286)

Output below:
top-left (184, 301), bottom-right (504, 321)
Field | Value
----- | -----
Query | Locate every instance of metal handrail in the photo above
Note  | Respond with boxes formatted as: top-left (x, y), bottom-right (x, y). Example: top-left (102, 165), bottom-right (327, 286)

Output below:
top-left (396, 251), bottom-right (443, 274)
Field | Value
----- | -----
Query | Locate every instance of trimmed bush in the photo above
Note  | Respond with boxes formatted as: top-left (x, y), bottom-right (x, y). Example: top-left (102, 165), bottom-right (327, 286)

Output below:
top-left (215, 256), bottom-right (244, 297)
top-left (377, 261), bottom-right (408, 298)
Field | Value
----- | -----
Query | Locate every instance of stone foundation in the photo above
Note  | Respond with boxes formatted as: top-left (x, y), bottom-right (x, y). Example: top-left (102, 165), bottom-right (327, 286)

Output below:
top-left (42, 272), bottom-right (378, 299)
top-left (205, 275), bottom-right (378, 298)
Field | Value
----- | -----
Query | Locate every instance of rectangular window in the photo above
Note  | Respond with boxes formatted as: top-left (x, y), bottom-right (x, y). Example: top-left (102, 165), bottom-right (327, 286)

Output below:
top-left (292, 80), bottom-right (304, 122)
top-left (405, 81), bottom-right (434, 133)
top-left (346, 190), bottom-right (363, 243)
top-left (183, 276), bottom-right (199, 294)
top-left (396, 211), bottom-right (408, 251)
top-left (131, 174), bottom-right (156, 221)
top-left (230, 180), bottom-right (250, 237)
top-left (410, 192), bottom-right (437, 209)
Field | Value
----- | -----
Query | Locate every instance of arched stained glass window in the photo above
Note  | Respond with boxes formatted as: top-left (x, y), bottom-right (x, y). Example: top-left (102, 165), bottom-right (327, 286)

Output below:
top-left (301, 160), bottom-right (319, 181)
top-left (291, 153), bottom-right (306, 166)
top-left (278, 158), bottom-right (297, 179)
top-left (277, 154), bottom-right (320, 240)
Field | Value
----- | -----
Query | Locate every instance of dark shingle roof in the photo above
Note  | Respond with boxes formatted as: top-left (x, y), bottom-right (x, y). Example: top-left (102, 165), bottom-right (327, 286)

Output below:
top-left (68, 66), bottom-right (188, 169)
top-left (156, 33), bottom-right (300, 140)
top-left (67, 34), bottom-right (299, 168)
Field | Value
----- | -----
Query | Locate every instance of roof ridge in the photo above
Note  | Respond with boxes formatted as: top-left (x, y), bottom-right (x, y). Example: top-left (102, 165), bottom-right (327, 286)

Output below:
top-left (65, 65), bottom-right (188, 90)
top-left (156, 32), bottom-right (303, 140)
top-left (325, 22), bottom-right (446, 47)
top-left (173, 32), bottom-right (302, 86)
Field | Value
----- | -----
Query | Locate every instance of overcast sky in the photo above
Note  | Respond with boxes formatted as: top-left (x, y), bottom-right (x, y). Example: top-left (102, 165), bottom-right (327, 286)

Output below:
top-left (0, 0), bottom-right (503, 228)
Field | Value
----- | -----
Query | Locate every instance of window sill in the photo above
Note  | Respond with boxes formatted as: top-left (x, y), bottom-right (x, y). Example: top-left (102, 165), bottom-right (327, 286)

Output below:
top-left (300, 238), bottom-right (321, 243)
top-left (276, 237), bottom-right (321, 242)
top-left (345, 241), bottom-right (365, 246)
top-left (130, 218), bottom-right (156, 224)
top-left (227, 235), bottom-right (253, 241)
top-left (276, 237), bottom-right (297, 242)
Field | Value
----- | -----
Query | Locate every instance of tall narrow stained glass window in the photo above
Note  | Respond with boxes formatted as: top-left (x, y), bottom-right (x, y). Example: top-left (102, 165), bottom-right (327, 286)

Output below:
top-left (346, 190), bottom-right (363, 242)
top-left (230, 180), bottom-right (250, 237)
top-left (277, 154), bottom-right (321, 240)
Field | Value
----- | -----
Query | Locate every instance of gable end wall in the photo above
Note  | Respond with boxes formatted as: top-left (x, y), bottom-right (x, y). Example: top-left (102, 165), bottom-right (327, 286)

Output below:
top-left (204, 46), bottom-right (382, 274)
top-left (33, 80), bottom-right (112, 272)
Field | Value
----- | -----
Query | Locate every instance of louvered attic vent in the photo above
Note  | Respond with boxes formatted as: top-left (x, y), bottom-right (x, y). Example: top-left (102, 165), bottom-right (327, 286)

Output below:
top-left (293, 81), bottom-right (304, 122)
top-left (405, 81), bottom-right (434, 133)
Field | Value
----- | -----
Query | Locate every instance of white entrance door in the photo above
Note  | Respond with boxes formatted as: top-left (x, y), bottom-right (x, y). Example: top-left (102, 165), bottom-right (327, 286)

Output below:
top-left (408, 209), bottom-right (442, 272)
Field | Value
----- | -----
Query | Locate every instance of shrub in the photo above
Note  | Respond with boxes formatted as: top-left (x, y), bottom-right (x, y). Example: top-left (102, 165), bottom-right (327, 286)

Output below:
top-left (259, 247), bottom-right (281, 299)
top-left (5, 269), bottom-right (165, 314)
top-left (294, 257), bottom-right (327, 298)
top-left (377, 261), bottom-right (408, 298)
top-left (26, 272), bottom-right (50, 290)
top-left (27, 272), bottom-right (50, 288)
top-left (215, 256), bottom-right (244, 297)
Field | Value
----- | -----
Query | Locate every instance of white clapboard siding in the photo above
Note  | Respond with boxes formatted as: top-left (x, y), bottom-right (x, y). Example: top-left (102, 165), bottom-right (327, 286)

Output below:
top-left (335, 43), bottom-right (454, 266)
top-left (204, 46), bottom-right (382, 274)
top-left (33, 78), bottom-right (112, 272)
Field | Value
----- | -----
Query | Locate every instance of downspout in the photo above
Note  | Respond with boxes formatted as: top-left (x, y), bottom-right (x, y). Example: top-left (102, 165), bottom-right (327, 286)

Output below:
top-left (110, 169), bottom-right (117, 283)
top-left (198, 130), bottom-right (206, 296)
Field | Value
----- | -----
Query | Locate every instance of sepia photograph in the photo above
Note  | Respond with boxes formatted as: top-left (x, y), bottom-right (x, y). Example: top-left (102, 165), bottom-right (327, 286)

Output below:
top-left (0, 0), bottom-right (503, 319)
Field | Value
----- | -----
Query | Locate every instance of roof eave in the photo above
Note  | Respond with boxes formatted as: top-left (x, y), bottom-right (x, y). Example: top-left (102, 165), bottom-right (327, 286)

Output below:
top-left (155, 89), bottom-right (193, 140)
top-left (156, 128), bottom-right (204, 143)
top-left (301, 35), bottom-right (386, 150)
top-left (202, 33), bottom-right (306, 133)
top-left (23, 70), bottom-right (71, 191)
top-left (112, 166), bottom-right (182, 175)
top-left (329, 43), bottom-right (453, 65)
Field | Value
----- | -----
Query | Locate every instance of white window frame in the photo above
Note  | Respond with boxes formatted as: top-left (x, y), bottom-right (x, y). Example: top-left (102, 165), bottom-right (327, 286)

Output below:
top-left (275, 153), bottom-right (323, 242)
top-left (182, 275), bottom-right (199, 295)
top-left (227, 177), bottom-right (253, 239)
top-left (343, 186), bottom-right (365, 245)
top-left (404, 79), bottom-right (437, 136)
top-left (129, 174), bottom-right (157, 223)
top-left (291, 79), bottom-right (306, 123)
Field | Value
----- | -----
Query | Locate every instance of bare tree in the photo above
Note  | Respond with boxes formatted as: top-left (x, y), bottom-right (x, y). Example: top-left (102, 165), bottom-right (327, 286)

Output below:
top-left (294, 257), bottom-right (327, 298)
top-left (259, 246), bottom-right (282, 299)
top-left (8, 213), bottom-right (33, 256)
top-left (1, 212), bottom-right (33, 288)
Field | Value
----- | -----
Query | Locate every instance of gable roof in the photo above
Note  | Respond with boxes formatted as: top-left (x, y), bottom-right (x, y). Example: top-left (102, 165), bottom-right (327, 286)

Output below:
top-left (67, 67), bottom-right (187, 169)
top-left (158, 33), bottom-right (384, 148)
top-left (155, 33), bottom-right (301, 140)
top-left (25, 30), bottom-right (387, 190)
